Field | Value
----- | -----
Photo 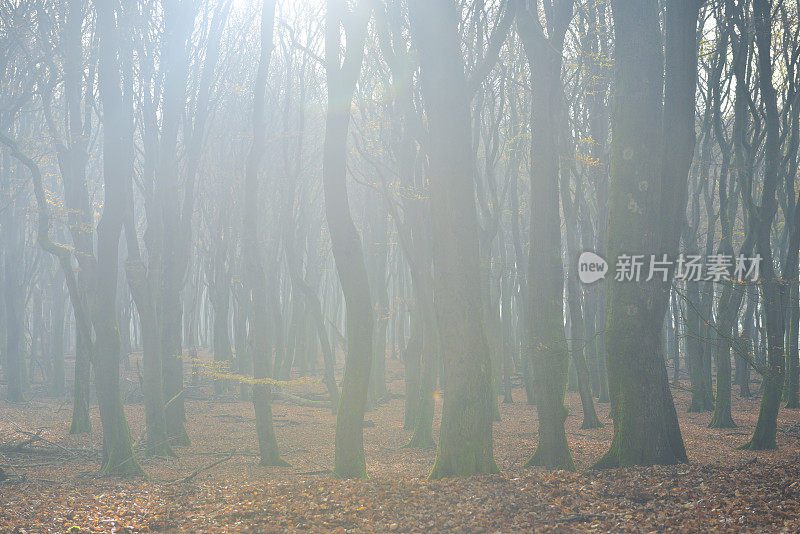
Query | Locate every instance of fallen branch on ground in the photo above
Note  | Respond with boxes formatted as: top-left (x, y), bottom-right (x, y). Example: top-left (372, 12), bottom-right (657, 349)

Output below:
top-left (272, 391), bottom-right (329, 408)
top-left (171, 450), bottom-right (236, 484)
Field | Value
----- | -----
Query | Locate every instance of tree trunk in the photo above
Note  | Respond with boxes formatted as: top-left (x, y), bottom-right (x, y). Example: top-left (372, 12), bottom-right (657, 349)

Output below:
top-left (211, 245), bottom-right (233, 395)
top-left (243, 0), bottom-right (287, 468)
top-left (517, 0), bottom-right (576, 470)
top-left (409, 0), bottom-right (498, 478)
top-left (233, 286), bottom-right (251, 402)
top-left (742, 0), bottom-right (786, 451)
top-left (323, 0), bottom-right (374, 479)
top-left (405, 263), bottom-right (437, 449)
top-left (785, 283), bottom-right (800, 408)
top-left (2, 232), bottom-right (24, 403)
top-left (594, 0), bottom-right (695, 468)
top-left (50, 272), bottom-right (66, 397)
top-left (91, 0), bottom-right (144, 476)
top-left (69, 325), bottom-right (92, 434)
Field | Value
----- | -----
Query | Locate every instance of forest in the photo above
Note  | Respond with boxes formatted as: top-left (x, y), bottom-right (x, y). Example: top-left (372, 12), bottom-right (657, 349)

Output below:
top-left (1, 0), bottom-right (800, 531)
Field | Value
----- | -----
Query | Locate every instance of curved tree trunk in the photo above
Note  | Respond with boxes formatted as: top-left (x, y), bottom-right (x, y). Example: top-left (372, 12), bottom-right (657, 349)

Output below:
top-left (742, 0), bottom-right (788, 451)
top-left (323, 0), bottom-right (375, 479)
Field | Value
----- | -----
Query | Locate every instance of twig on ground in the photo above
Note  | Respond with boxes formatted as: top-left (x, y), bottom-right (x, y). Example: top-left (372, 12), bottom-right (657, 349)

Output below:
top-left (14, 429), bottom-right (82, 458)
top-left (172, 449), bottom-right (236, 484)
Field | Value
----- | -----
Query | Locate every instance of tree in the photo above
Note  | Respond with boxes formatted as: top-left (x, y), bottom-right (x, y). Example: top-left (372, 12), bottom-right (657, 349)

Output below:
top-left (594, 0), bottom-right (698, 468)
top-left (409, 0), bottom-right (499, 478)
top-left (516, 0), bottom-right (577, 470)
top-left (243, 0), bottom-right (288, 467)
top-left (741, 0), bottom-right (787, 451)
top-left (323, 0), bottom-right (375, 479)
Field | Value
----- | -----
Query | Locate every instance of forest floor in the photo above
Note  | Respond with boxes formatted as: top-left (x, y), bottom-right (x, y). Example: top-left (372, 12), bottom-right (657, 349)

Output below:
top-left (1, 356), bottom-right (799, 533)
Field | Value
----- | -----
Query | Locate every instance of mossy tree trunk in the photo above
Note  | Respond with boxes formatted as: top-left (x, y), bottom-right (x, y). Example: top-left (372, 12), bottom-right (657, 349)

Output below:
top-left (741, 0), bottom-right (788, 451)
top-left (517, 0), bottom-right (576, 471)
top-left (409, 0), bottom-right (498, 478)
top-left (69, 326), bottom-right (92, 434)
top-left (594, 0), bottom-right (697, 469)
top-left (90, 0), bottom-right (145, 477)
top-left (324, 0), bottom-right (374, 479)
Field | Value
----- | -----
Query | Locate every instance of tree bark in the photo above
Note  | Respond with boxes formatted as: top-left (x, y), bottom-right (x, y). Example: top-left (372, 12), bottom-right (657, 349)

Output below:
top-left (243, 0), bottom-right (287, 467)
top-left (594, 0), bottom-right (695, 468)
top-left (323, 0), bottom-right (375, 479)
top-left (409, 0), bottom-right (498, 478)
top-left (517, 0), bottom-right (576, 470)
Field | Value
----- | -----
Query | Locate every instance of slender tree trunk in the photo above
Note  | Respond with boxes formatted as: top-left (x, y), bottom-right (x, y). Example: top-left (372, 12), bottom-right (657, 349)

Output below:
top-left (243, 0), bottom-right (287, 467)
top-left (233, 286), bottom-right (251, 402)
top-left (742, 0), bottom-right (786, 451)
top-left (786, 283), bottom-right (800, 408)
top-left (211, 246), bottom-right (233, 395)
top-left (668, 291), bottom-right (680, 385)
top-left (50, 272), bottom-right (66, 397)
top-left (91, 0), bottom-right (145, 476)
top-left (69, 325), bottom-right (92, 434)
top-left (501, 264), bottom-right (513, 404)
top-left (517, 0), bottom-right (576, 470)
top-left (684, 279), bottom-right (714, 411)
top-left (564, 239), bottom-right (602, 429)
top-left (155, 0), bottom-right (196, 448)
top-left (323, 0), bottom-right (374, 479)
top-left (2, 233), bottom-right (24, 403)
top-left (402, 312), bottom-right (422, 430)
top-left (405, 262), bottom-right (437, 449)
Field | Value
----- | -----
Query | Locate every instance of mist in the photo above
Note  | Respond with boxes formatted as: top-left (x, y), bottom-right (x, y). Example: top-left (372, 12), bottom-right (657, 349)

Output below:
top-left (0, 0), bottom-right (799, 532)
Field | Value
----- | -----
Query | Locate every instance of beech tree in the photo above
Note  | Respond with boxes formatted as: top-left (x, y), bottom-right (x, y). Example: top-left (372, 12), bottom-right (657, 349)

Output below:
top-left (3, 0), bottom-right (800, 490)
top-left (409, 0), bottom-right (498, 478)
top-left (324, 0), bottom-right (374, 479)
top-left (594, 0), bottom-right (699, 468)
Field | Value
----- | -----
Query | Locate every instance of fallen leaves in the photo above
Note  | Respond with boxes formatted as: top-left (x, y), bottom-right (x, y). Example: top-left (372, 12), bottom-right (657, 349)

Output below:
top-left (2, 460), bottom-right (799, 532)
top-left (1, 361), bottom-right (798, 532)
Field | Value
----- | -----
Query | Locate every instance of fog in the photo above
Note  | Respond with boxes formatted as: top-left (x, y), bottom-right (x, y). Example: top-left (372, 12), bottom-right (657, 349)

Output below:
top-left (0, 0), bottom-right (798, 531)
